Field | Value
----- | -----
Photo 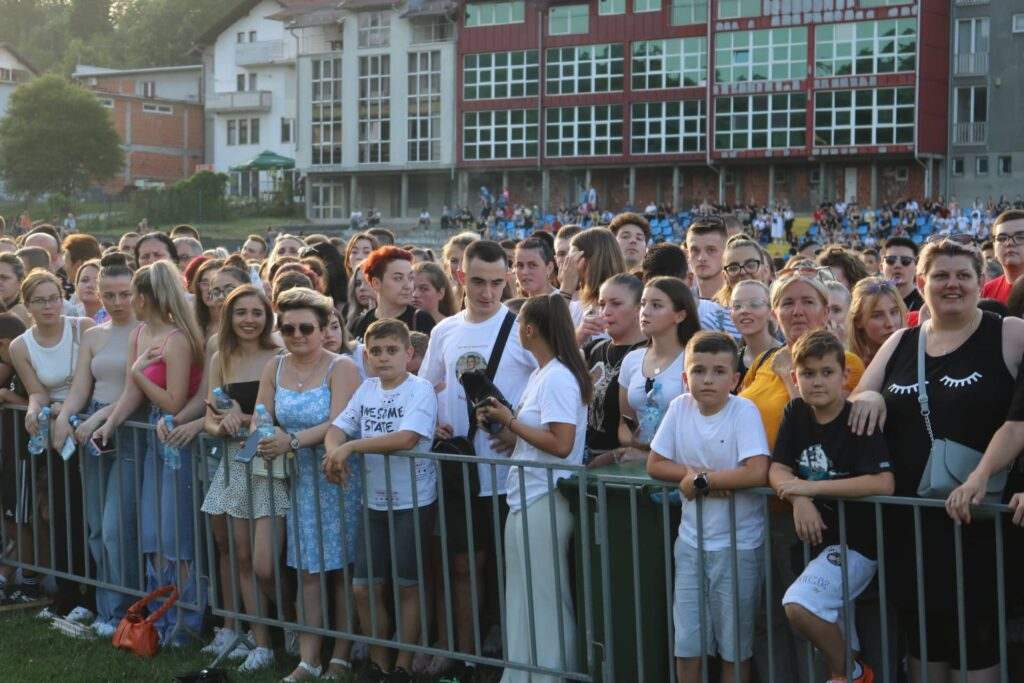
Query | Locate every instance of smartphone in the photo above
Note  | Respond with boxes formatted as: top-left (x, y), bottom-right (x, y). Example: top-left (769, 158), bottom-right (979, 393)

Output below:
top-left (233, 430), bottom-right (263, 464)
top-left (91, 433), bottom-right (115, 455)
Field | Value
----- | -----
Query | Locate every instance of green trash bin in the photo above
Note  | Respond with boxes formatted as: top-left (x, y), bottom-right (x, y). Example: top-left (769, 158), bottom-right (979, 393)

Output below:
top-left (560, 460), bottom-right (681, 683)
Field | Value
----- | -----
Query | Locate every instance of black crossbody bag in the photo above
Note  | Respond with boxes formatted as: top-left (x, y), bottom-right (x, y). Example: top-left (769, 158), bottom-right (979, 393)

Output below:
top-left (432, 311), bottom-right (516, 499)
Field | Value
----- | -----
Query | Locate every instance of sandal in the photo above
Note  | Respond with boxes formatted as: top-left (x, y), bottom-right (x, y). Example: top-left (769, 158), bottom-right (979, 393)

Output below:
top-left (322, 657), bottom-right (352, 680)
top-left (282, 661), bottom-right (322, 682)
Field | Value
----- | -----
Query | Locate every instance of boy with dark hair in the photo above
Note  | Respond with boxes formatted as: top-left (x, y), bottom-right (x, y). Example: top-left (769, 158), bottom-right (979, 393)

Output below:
top-left (881, 237), bottom-right (922, 311)
top-left (325, 318), bottom-right (438, 680)
top-left (648, 331), bottom-right (770, 683)
top-left (686, 218), bottom-right (729, 299)
top-left (407, 331), bottom-right (428, 374)
top-left (769, 329), bottom-right (894, 683)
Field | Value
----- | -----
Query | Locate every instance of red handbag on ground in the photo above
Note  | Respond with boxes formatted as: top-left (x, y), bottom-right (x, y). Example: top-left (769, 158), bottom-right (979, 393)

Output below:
top-left (112, 585), bottom-right (179, 657)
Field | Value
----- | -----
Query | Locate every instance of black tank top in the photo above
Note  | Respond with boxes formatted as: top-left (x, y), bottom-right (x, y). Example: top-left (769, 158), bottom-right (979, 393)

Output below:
top-left (225, 380), bottom-right (261, 416)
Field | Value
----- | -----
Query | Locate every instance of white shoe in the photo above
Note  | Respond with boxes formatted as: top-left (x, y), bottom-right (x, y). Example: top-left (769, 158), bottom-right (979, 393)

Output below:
top-left (36, 607), bottom-right (55, 621)
top-left (66, 606), bottom-right (96, 624)
top-left (201, 627), bottom-right (237, 655)
top-left (226, 632), bottom-right (256, 661)
top-left (238, 646), bottom-right (275, 673)
top-left (91, 620), bottom-right (116, 638)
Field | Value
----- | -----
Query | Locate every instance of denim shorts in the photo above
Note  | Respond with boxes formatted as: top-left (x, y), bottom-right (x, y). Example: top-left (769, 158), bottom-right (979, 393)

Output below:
top-left (355, 503), bottom-right (436, 587)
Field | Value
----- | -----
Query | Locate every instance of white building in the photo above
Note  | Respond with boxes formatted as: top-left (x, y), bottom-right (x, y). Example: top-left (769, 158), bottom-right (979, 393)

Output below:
top-left (274, 0), bottom-right (457, 223)
top-left (195, 0), bottom-right (303, 199)
top-left (0, 44), bottom-right (37, 198)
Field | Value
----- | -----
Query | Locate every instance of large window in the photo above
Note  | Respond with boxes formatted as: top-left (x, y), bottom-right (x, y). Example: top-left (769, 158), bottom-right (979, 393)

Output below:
top-left (408, 50), bottom-right (442, 163)
top-left (358, 54), bottom-right (390, 163)
top-left (631, 100), bottom-right (705, 154)
top-left (598, 0), bottom-right (624, 15)
top-left (549, 4), bottom-right (588, 35)
top-left (954, 18), bottom-right (989, 75)
top-left (953, 85), bottom-right (987, 144)
top-left (814, 20), bottom-right (916, 77)
top-left (860, 0), bottom-right (904, 6)
top-left (462, 109), bottom-right (538, 160)
top-left (545, 105), bottom-right (623, 157)
top-left (545, 44), bottom-right (624, 95)
top-left (632, 38), bottom-right (706, 89)
top-left (311, 57), bottom-right (342, 165)
top-left (634, 0), bottom-right (659, 12)
top-left (714, 93), bottom-right (806, 150)
top-left (463, 50), bottom-right (539, 100)
top-left (718, 0), bottom-right (759, 19)
top-left (813, 88), bottom-right (914, 147)
top-left (411, 17), bottom-right (453, 44)
top-left (465, 0), bottom-right (524, 27)
top-left (715, 28), bottom-right (807, 83)
top-left (311, 182), bottom-right (345, 220)
top-left (670, 0), bottom-right (706, 25)
top-left (358, 11), bottom-right (390, 48)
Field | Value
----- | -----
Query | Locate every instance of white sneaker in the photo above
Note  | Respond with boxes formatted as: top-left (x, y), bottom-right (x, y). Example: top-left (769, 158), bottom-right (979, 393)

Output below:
top-left (201, 627), bottom-right (237, 655)
top-left (91, 620), bottom-right (116, 638)
top-left (66, 606), bottom-right (96, 624)
top-left (36, 607), bottom-right (55, 621)
top-left (226, 632), bottom-right (256, 661)
top-left (238, 646), bottom-right (275, 673)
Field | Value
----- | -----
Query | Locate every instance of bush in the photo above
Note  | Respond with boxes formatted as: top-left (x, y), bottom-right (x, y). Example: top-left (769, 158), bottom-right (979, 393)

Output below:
top-left (129, 171), bottom-right (230, 224)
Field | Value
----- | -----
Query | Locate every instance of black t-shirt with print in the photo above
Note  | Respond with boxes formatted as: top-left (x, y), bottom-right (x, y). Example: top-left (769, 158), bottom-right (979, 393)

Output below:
top-left (773, 398), bottom-right (892, 558)
top-left (352, 305), bottom-right (435, 342)
top-left (583, 337), bottom-right (645, 453)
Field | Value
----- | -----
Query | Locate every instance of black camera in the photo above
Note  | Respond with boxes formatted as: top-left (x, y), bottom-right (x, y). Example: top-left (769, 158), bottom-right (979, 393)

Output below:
top-left (460, 369), bottom-right (512, 435)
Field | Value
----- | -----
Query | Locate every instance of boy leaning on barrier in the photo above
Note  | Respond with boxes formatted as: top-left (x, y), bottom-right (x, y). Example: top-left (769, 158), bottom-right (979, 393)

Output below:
top-left (647, 331), bottom-right (770, 683)
top-left (769, 330), bottom-right (894, 683)
top-left (323, 318), bottom-right (438, 681)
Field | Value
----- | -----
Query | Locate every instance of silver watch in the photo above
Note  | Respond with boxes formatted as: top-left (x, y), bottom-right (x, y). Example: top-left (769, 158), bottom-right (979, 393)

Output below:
top-left (288, 433), bottom-right (300, 451)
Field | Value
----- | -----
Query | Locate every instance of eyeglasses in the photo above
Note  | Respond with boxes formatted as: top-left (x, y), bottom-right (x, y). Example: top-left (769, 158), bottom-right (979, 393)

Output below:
top-left (210, 284), bottom-right (238, 300)
top-left (883, 255), bottom-right (915, 267)
top-left (731, 299), bottom-right (769, 312)
top-left (279, 322), bottom-right (317, 337)
top-left (994, 231), bottom-right (1024, 246)
top-left (723, 258), bottom-right (762, 276)
top-left (28, 294), bottom-right (62, 308)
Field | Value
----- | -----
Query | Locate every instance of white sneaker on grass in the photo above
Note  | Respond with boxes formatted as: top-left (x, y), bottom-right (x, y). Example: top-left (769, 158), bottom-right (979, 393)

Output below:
top-left (91, 620), bottom-right (116, 638)
top-left (226, 632), bottom-right (256, 661)
top-left (201, 627), bottom-right (237, 655)
top-left (66, 606), bottom-right (96, 624)
top-left (238, 646), bottom-right (275, 673)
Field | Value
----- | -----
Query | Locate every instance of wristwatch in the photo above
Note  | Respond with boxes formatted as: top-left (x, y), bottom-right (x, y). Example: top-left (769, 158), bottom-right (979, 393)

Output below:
top-left (288, 432), bottom-right (300, 451)
top-left (694, 472), bottom-right (710, 494)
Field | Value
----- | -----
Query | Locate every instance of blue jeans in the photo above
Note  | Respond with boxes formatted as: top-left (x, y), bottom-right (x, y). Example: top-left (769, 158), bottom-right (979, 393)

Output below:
top-left (81, 401), bottom-right (140, 627)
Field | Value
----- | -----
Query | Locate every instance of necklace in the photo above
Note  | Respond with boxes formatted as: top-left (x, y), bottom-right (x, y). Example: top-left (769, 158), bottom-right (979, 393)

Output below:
top-left (290, 353), bottom-right (324, 389)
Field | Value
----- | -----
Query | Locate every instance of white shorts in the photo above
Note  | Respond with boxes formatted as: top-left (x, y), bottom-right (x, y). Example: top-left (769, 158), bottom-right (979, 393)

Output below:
top-left (782, 545), bottom-right (877, 652)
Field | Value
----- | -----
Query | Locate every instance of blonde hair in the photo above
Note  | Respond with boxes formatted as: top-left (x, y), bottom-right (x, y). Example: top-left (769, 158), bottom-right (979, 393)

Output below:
top-left (846, 277), bottom-right (907, 363)
top-left (276, 286), bottom-right (333, 327)
top-left (21, 269), bottom-right (62, 302)
top-left (133, 261), bottom-right (204, 363)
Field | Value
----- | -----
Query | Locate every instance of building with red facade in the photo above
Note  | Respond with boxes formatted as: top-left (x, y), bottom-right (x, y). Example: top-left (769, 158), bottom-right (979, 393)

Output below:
top-left (456, 0), bottom-right (948, 212)
top-left (72, 64), bottom-right (205, 195)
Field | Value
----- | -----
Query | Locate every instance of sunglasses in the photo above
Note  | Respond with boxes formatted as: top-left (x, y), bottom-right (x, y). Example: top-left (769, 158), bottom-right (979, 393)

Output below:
top-left (860, 279), bottom-right (898, 295)
top-left (883, 255), bottom-right (915, 267)
top-left (926, 233), bottom-right (975, 245)
top-left (279, 322), bottom-right (318, 337)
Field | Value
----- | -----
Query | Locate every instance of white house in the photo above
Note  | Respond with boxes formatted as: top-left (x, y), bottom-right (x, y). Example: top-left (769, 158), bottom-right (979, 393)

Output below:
top-left (195, 0), bottom-right (304, 198)
top-left (0, 44), bottom-right (37, 198)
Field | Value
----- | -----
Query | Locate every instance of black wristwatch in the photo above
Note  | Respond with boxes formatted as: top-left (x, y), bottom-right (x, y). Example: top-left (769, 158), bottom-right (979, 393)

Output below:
top-left (694, 472), bottom-right (710, 494)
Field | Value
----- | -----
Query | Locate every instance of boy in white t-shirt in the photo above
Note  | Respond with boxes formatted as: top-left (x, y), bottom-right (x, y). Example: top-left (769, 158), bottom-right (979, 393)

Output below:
top-left (647, 331), bottom-right (770, 683)
top-left (324, 319), bottom-right (438, 679)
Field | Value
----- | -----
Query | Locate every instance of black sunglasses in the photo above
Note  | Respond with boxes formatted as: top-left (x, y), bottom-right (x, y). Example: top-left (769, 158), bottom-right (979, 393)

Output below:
top-left (279, 322), bottom-right (318, 337)
top-left (883, 255), bottom-right (915, 267)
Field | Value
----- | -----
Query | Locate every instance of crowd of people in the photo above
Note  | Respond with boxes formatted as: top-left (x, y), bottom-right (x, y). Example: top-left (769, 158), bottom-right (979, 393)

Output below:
top-left (0, 204), bottom-right (1023, 683)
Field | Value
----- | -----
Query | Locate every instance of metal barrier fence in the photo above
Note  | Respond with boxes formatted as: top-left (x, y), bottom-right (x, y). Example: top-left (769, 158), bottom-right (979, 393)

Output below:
top-left (0, 407), bottom-right (1017, 683)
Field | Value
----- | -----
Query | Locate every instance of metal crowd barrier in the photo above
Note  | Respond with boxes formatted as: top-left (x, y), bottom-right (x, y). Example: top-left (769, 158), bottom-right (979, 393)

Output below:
top-left (0, 407), bottom-right (1017, 683)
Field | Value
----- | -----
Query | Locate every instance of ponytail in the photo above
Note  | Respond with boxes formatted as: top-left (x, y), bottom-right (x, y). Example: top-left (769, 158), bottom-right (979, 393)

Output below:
top-left (134, 261), bottom-right (205, 364)
top-left (520, 294), bottom-right (593, 405)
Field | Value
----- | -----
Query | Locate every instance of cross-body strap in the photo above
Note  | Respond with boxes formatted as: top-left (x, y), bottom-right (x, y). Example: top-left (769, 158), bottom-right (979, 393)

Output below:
top-left (916, 324), bottom-right (935, 443)
top-left (466, 310), bottom-right (516, 444)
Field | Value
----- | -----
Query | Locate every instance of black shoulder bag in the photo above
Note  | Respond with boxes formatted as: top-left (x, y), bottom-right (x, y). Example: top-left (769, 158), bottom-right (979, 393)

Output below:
top-left (432, 311), bottom-right (516, 499)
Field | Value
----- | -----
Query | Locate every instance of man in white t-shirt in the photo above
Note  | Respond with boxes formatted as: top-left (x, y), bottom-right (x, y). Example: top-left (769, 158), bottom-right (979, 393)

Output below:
top-left (647, 332), bottom-right (770, 683)
top-left (418, 239), bottom-right (537, 666)
top-left (325, 319), bottom-right (438, 678)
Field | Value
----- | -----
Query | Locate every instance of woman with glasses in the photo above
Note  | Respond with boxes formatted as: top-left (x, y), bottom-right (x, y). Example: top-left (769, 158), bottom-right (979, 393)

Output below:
top-left (846, 277), bottom-right (907, 366)
top-left (254, 287), bottom-right (362, 682)
top-left (95, 261), bottom-right (206, 646)
top-left (51, 255), bottom-right (138, 636)
top-left (729, 280), bottom-right (780, 385)
top-left (8, 271), bottom-right (95, 616)
top-left (716, 237), bottom-right (769, 307)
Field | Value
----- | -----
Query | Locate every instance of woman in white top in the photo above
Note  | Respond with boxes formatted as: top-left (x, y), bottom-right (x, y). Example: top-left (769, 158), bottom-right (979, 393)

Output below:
top-left (617, 276), bottom-right (701, 462)
top-left (9, 270), bottom-right (94, 615)
top-left (476, 293), bottom-right (592, 683)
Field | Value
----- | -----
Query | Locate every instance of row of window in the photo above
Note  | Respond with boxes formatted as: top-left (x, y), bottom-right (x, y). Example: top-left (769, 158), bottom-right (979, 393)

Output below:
top-left (226, 117), bottom-right (294, 146)
top-left (461, 87), bottom-right (916, 159)
top-left (466, 0), bottom-right (908, 32)
top-left (461, 20), bottom-right (917, 100)
top-left (952, 156), bottom-right (1013, 178)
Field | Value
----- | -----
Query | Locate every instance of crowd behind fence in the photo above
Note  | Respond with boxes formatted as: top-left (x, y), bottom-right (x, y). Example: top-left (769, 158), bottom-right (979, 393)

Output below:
top-left (0, 405), bottom-right (1018, 683)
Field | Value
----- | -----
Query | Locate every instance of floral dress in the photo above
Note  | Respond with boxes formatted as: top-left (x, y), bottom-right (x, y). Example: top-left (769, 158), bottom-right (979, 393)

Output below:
top-left (275, 354), bottom-right (362, 573)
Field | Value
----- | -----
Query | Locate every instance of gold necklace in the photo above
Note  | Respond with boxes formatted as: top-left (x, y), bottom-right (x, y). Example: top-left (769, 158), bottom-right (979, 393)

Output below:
top-left (290, 353), bottom-right (324, 389)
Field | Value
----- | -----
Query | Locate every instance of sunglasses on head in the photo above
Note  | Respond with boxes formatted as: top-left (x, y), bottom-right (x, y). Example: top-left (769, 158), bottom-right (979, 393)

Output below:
top-left (926, 232), bottom-right (975, 245)
top-left (884, 255), bottom-right (915, 267)
top-left (279, 322), bottom-right (318, 337)
top-left (861, 280), bottom-right (898, 295)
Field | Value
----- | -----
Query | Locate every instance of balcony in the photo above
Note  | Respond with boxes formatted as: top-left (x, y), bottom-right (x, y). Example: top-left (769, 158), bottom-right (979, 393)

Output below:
top-left (954, 121), bottom-right (987, 145)
top-left (235, 39), bottom-right (287, 66)
top-left (207, 90), bottom-right (273, 113)
top-left (954, 52), bottom-right (988, 76)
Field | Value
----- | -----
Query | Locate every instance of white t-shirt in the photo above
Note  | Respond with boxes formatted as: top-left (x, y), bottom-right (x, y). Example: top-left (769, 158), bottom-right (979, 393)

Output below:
top-left (505, 360), bottom-right (586, 512)
top-left (620, 347), bottom-right (686, 416)
top-left (419, 305), bottom-right (538, 496)
top-left (650, 394), bottom-right (769, 551)
top-left (334, 374), bottom-right (438, 510)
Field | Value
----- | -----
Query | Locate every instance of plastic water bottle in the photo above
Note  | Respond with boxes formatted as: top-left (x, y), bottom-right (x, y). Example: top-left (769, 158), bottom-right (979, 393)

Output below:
top-left (253, 404), bottom-right (275, 441)
top-left (60, 415), bottom-right (80, 461)
top-left (212, 387), bottom-right (234, 412)
top-left (161, 414), bottom-right (181, 470)
top-left (636, 383), bottom-right (664, 446)
top-left (27, 406), bottom-right (50, 456)
top-left (70, 415), bottom-right (100, 458)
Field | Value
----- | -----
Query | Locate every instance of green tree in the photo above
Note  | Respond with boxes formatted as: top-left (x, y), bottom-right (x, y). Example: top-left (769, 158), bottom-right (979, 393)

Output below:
top-left (0, 74), bottom-right (123, 197)
top-left (70, 0), bottom-right (111, 39)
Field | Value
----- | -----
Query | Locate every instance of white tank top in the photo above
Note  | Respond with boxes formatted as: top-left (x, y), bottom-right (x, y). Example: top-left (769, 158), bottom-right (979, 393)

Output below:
top-left (22, 318), bottom-right (78, 402)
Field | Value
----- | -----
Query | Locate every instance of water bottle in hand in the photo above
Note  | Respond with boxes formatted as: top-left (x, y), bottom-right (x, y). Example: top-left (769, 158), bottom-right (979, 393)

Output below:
top-left (635, 383), bottom-right (664, 446)
top-left (60, 415), bottom-right (80, 461)
top-left (212, 387), bottom-right (234, 412)
top-left (71, 415), bottom-right (100, 457)
top-left (161, 414), bottom-right (181, 470)
top-left (27, 406), bottom-right (50, 456)
top-left (253, 404), bottom-right (275, 440)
